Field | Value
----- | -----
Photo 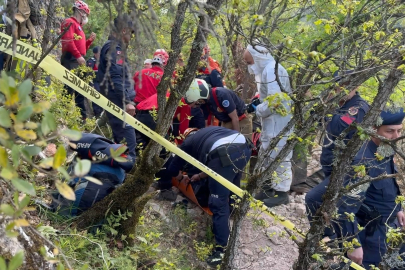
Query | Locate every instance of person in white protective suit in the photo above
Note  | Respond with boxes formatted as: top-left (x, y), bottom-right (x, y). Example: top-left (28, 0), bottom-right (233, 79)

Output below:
top-left (243, 44), bottom-right (294, 207)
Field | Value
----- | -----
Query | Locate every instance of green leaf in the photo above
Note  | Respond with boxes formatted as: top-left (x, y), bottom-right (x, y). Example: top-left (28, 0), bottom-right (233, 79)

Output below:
top-left (1, 167), bottom-right (17, 180)
top-left (41, 111), bottom-right (56, 136)
top-left (11, 178), bottom-right (36, 196)
top-left (0, 146), bottom-right (8, 167)
top-left (22, 146), bottom-right (41, 156)
top-left (84, 176), bottom-right (102, 185)
top-left (16, 106), bottom-right (33, 122)
top-left (0, 204), bottom-right (15, 215)
top-left (57, 263), bottom-right (65, 270)
top-left (53, 145), bottom-right (66, 169)
top-left (19, 195), bottom-right (31, 209)
top-left (61, 129), bottom-right (82, 141)
top-left (113, 156), bottom-right (128, 163)
top-left (0, 107), bottom-right (11, 128)
top-left (137, 236), bottom-right (147, 244)
top-left (0, 256), bottom-right (7, 270)
top-left (55, 180), bottom-right (75, 201)
top-left (11, 145), bottom-right (20, 168)
top-left (80, 264), bottom-right (89, 270)
top-left (57, 167), bottom-right (71, 181)
top-left (8, 251), bottom-right (24, 270)
top-left (74, 159), bottom-right (91, 177)
top-left (18, 80), bottom-right (32, 100)
top-left (110, 146), bottom-right (128, 158)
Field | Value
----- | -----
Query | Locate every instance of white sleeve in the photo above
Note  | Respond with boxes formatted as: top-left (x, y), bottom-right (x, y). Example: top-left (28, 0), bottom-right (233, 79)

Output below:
top-left (256, 67), bottom-right (281, 118)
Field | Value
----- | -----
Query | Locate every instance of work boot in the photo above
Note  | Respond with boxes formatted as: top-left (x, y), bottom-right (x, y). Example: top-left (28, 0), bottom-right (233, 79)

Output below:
top-left (262, 191), bottom-right (289, 207)
top-left (206, 248), bottom-right (225, 268)
top-left (254, 184), bottom-right (274, 201)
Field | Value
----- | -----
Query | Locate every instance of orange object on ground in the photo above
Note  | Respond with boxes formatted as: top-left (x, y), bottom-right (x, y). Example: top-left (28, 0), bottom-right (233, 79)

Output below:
top-left (171, 177), bottom-right (213, 216)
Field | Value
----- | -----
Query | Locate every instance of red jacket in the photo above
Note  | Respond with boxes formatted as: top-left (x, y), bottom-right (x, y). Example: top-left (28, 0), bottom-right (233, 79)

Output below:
top-left (134, 66), bottom-right (164, 104)
top-left (136, 92), bottom-right (191, 139)
top-left (61, 17), bottom-right (93, 58)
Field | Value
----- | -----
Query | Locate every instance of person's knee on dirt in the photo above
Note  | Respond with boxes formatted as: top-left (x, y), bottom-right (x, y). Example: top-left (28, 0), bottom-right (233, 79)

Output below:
top-left (166, 126), bottom-right (252, 267)
top-left (243, 43), bottom-right (293, 208)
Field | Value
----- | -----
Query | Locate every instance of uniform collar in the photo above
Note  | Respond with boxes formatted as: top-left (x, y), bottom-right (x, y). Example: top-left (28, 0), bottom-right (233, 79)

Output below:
top-left (70, 16), bottom-right (81, 25)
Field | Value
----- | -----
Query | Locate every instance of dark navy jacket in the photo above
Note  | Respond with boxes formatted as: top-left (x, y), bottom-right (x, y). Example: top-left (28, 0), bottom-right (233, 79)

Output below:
top-left (197, 69), bottom-right (224, 88)
top-left (97, 38), bottom-right (135, 107)
top-left (202, 87), bottom-right (246, 122)
top-left (189, 107), bottom-right (206, 129)
top-left (168, 126), bottom-right (241, 176)
top-left (320, 94), bottom-right (369, 176)
top-left (309, 140), bottom-right (400, 243)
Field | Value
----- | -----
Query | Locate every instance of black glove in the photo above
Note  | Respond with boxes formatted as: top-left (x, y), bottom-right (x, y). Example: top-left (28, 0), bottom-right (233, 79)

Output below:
top-left (246, 97), bottom-right (261, 113)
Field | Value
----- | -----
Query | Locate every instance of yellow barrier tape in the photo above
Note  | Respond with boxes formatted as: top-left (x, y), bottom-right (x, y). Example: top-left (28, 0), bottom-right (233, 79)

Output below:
top-left (0, 33), bottom-right (364, 270)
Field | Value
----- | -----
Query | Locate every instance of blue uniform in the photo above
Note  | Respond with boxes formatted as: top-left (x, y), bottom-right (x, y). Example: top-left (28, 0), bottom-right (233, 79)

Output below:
top-left (202, 87), bottom-right (246, 123)
top-left (189, 107), bottom-right (206, 129)
top-left (320, 94), bottom-right (369, 177)
top-left (97, 38), bottom-right (136, 159)
top-left (306, 140), bottom-right (403, 269)
top-left (168, 126), bottom-right (251, 247)
top-left (197, 69), bottom-right (224, 88)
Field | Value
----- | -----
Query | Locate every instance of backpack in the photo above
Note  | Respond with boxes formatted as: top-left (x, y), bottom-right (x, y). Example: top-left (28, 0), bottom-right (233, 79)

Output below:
top-left (28, 0), bottom-right (43, 26)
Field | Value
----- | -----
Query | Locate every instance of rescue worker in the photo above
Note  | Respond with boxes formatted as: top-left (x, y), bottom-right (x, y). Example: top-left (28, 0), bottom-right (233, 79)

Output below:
top-left (61, 1), bottom-right (96, 120)
top-left (133, 53), bottom-right (167, 104)
top-left (185, 79), bottom-right (252, 139)
top-left (167, 126), bottom-right (252, 266)
top-left (197, 44), bottom-right (224, 88)
top-left (305, 109), bottom-right (405, 269)
top-left (320, 71), bottom-right (370, 178)
top-left (243, 43), bottom-right (293, 207)
top-left (97, 15), bottom-right (136, 159)
top-left (143, 59), bottom-right (152, 69)
top-left (51, 133), bottom-right (135, 216)
top-left (135, 91), bottom-right (191, 146)
top-left (86, 46), bottom-right (103, 117)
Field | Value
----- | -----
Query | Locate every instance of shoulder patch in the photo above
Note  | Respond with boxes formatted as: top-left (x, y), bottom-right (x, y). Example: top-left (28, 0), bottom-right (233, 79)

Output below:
top-left (341, 113), bottom-right (355, 125)
top-left (222, 100), bottom-right (230, 108)
top-left (348, 107), bottom-right (358, 116)
top-left (78, 26), bottom-right (82, 32)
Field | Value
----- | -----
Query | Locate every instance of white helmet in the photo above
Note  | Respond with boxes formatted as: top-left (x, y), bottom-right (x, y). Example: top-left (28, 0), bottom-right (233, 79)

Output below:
top-left (185, 79), bottom-right (210, 103)
top-left (151, 56), bottom-right (163, 66)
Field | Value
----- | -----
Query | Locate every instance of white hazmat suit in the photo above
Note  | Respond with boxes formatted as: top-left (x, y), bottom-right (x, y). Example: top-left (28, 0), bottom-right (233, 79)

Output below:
top-left (247, 44), bottom-right (293, 192)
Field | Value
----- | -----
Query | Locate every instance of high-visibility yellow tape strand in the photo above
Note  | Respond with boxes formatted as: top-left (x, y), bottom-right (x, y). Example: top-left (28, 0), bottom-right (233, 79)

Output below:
top-left (0, 33), bottom-right (364, 270)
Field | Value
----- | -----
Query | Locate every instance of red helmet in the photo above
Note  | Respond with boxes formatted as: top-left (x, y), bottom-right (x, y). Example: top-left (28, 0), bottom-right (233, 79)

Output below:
top-left (73, 1), bottom-right (90, 15)
top-left (153, 49), bottom-right (169, 66)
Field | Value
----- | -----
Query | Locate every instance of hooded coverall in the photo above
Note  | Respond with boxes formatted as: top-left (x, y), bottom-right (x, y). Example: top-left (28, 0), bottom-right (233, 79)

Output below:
top-left (247, 45), bottom-right (293, 192)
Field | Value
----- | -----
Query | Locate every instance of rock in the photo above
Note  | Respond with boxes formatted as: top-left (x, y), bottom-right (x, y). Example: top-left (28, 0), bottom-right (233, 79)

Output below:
top-left (242, 248), bottom-right (253, 256)
top-left (148, 202), bottom-right (170, 223)
top-left (172, 186), bottom-right (180, 194)
top-left (295, 204), bottom-right (306, 216)
top-left (288, 203), bottom-right (297, 210)
top-left (187, 207), bottom-right (203, 216)
top-left (175, 195), bottom-right (183, 202)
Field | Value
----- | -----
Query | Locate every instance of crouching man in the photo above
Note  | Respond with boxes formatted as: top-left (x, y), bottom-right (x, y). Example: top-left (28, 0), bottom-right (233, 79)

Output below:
top-left (51, 133), bottom-right (135, 216)
top-left (167, 126), bottom-right (252, 267)
top-left (306, 109), bottom-right (405, 269)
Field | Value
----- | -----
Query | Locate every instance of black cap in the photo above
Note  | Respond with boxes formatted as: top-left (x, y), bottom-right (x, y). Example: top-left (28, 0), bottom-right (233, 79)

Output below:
top-left (114, 14), bottom-right (133, 30)
top-left (92, 46), bottom-right (100, 54)
top-left (333, 70), bottom-right (354, 83)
